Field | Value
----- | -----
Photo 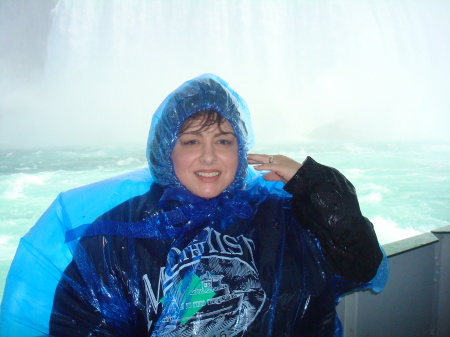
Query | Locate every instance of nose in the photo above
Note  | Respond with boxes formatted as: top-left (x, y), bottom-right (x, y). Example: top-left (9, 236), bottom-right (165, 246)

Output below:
top-left (200, 142), bottom-right (217, 165)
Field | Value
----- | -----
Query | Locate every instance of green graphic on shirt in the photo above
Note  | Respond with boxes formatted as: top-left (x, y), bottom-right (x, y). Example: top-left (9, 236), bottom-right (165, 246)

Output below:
top-left (160, 273), bottom-right (216, 324)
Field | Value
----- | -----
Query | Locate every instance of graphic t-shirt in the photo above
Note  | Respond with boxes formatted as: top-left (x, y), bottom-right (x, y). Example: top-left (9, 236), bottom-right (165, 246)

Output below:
top-left (149, 226), bottom-right (266, 336)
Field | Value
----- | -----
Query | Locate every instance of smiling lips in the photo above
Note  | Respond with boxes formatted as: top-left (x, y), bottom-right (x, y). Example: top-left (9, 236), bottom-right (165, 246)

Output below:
top-left (195, 171), bottom-right (220, 178)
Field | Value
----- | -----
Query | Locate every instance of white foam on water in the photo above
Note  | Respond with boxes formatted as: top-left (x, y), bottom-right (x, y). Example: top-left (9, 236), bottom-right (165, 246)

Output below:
top-left (365, 183), bottom-right (391, 193)
top-left (345, 168), bottom-right (366, 178)
top-left (0, 173), bottom-right (52, 200)
top-left (0, 234), bottom-right (18, 261)
top-left (343, 143), bottom-right (374, 154)
top-left (360, 192), bottom-right (383, 203)
top-left (117, 157), bottom-right (144, 167)
top-left (433, 175), bottom-right (450, 182)
top-left (0, 233), bottom-right (19, 304)
top-left (359, 182), bottom-right (392, 203)
top-left (371, 216), bottom-right (422, 245)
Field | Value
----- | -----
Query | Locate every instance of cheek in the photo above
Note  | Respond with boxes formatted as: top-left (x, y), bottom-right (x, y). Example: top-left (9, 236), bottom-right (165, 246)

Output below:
top-left (226, 149), bottom-right (239, 174)
top-left (232, 154), bottom-right (239, 170)
top-left (171, 147), bottom-right (188, 176)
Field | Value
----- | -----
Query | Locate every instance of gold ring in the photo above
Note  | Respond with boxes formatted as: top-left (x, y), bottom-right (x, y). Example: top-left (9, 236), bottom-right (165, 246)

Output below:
top-left (268, 156), bottom-right (274, 164)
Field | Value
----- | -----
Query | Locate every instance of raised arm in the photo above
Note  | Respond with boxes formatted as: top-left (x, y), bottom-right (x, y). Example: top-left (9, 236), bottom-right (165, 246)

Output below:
top-left (248, 154), bottom-right (383, 282)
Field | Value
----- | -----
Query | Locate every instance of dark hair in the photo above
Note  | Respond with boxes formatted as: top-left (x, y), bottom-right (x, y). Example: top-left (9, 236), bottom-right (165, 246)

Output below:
top-left (179, 110), bottom-right (227, 134)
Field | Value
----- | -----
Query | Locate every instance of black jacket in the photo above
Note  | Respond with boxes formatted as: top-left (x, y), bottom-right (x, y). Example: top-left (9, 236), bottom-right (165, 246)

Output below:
top-left (50, 157), bottom-right (383, 337)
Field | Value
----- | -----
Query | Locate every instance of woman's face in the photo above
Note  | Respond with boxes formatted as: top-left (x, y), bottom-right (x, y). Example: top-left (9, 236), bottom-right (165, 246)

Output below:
top-left (171, 117), bottom-right (239, 199)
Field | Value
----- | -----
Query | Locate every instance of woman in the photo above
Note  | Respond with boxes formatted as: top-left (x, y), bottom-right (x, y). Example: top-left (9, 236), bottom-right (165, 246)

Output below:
top-left (1, 74), bottom-right (388, 337)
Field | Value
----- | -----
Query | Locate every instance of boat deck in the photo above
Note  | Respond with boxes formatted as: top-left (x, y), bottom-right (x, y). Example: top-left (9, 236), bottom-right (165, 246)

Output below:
top-left (337, 225), bottom-right (450, 337)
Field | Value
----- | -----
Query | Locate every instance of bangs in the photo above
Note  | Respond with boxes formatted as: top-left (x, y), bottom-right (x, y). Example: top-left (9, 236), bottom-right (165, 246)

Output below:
top-left (179, 110), bottom-right (226, 134)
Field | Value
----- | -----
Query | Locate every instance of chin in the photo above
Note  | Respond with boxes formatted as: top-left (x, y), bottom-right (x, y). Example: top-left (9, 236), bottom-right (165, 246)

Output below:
top-left (195, 188), bottom-right (224, 199)
top-left (198, 192), bottom-right (221, 199)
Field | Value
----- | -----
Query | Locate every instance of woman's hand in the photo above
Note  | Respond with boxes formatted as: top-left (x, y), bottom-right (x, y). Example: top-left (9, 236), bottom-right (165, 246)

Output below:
top-left (247, 154), bottom-right (302, 184)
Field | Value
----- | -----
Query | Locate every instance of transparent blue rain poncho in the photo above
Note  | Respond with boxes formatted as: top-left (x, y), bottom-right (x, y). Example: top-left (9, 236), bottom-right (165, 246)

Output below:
top-left (0, 74), bottom-right (389, 337)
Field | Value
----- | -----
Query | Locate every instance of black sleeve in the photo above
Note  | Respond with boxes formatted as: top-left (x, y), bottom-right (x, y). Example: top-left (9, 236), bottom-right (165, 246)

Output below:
top-left (50, 185), bottom-right (164, 336)
top-left (283, 156), bottom-right (383, 282)
top-left (49, 236), bottom-right (133, 337)
top-left (49, 239), bottom-right (113, 337)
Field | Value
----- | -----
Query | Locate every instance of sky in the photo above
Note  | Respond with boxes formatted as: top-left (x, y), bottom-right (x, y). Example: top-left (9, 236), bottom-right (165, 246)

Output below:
top-left (0, 0), bottom-right (449, 148)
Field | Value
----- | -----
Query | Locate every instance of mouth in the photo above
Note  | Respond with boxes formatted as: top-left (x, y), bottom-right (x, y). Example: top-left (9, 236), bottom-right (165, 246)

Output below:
top-left (195, 171), bottom-right (220, 177)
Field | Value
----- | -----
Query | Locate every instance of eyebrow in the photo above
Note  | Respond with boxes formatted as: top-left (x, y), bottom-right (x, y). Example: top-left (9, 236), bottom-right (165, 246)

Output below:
top-left (179, 131), bottom-right (236, 138)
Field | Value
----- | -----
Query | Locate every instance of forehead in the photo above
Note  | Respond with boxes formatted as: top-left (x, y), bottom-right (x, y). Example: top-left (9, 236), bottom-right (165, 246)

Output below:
top-left (180, 117), bottom-right (235, 134)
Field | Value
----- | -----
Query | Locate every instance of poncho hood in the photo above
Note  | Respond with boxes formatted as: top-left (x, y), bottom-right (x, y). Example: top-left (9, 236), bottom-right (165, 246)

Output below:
top-left (146, 74), bottom-right (254, 192)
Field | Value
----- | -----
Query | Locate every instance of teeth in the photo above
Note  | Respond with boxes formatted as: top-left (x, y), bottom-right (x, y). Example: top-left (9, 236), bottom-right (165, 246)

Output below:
top-left (196, 171), bottom-right (220, 177)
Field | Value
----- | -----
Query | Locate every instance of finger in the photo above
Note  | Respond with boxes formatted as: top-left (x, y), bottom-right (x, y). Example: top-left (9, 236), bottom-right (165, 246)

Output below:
top-left (247, 157), bottom-right (264, 165)
top-left (247, 153), bottom-right (267, 164)
top-left (252, 163), bottom-right (273, 171)
top-left (248, 153), bottom-right (274, 165)
top-left (262, 171), bottom-right (285, 182)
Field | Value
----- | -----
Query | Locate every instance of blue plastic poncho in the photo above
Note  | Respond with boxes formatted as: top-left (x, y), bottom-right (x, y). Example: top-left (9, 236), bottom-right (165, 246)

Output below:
top-left (0, 74), bottom-right (388, 337)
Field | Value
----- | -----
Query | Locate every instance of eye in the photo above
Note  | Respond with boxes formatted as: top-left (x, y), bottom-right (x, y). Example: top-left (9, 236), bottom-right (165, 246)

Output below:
top-left (182, 139), bottom-right (199, 146)
top-left (217, 138), bottom-right (235, 146)
top-left (177, 134), bottom-right (200, 146)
